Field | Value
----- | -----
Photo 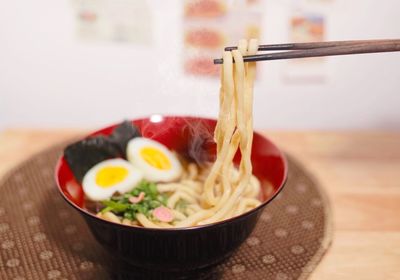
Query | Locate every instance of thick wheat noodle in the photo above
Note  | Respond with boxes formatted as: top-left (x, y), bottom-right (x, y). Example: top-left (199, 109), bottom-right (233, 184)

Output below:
top-left (224, 203), bottom-right (238, 220)
top-left (203, 51), bottom-right (236, 206)
top-left (198, 48), bottom-right (250, 225)
top-left (187, 204), bottom-right (202, 211)
top-left (185, 208), bottom-right (195, 216)
top-left (215, 131), bottom-right (241, 207)
top-left (179, 187), bottom-right (201, 200)
top-left (122, 218), bottom-right (132, 226)
top-left (214, 60), bottom-right (225, 146)
top-left (230, 164), bottom-right (240, 184)
top-left (186, 204), bottom-right (203, 216)
top-left (136, 214), bottom-right (173, 229)
top-left (157, 183), bottom-right (200, 199)
top-left (166, 192), bottom-right (182, 209)
top-left (215, 51), bottom-right (235, 148)
top-left (199, 179), bottom-right (249, 225)
top-left (212, 56), bottom-right (228, 153)
top-left (214, 64), bottom-right (225, 149)
top-left (203, 125), bottom-right (236, 206)
top-left (198, 39), bottom-right (260, 226)
top-left (181, 180), bottom-right (202, 193)
top-left (167, 191), bottom-right (197, 209)
top-left (224, 189), bottom-right (257, 221)
top-left (237, 39), bottom-right (258, 195)
top-left (156, 222), bottom-right (174, 228)
top-left (98, 212), bottom-right (121, 224)
top-left (176, 191), bottom-right (198, 204)
top-left (232, 199), bottom-right (252, 218)
top-left (136, 213), bottom-right (161, 228)
top-left (175, 209), bottom-right (214, 227)
top-left (240, 39), bottom-right (258, 179)
top-left (199, 153), bottom-right (249, 225)
top-left (234, 43), bottom-right (248, 147)
top-left (157, 180), bottom-right (203, 194)
top-left (163, 184), bottom-right (200, 198)
top-left (233, 198), bottom-right (261, 217)
top-left (172, 209), bottom-right (187, 220)
top-left (245, 175), bottom-right (261, 198)
top-left (178, 131), bottom-right (241, 227)
top-left (235, 39), bottom-right (259, 195)
top-left (202, 139), bottom-right (230, 205)
top-left (176, 39), bottom-right (260, 227)
top-left (200, 132), bottom-right (241, 224)
top-left (187, 163), bottom-right (198, 180)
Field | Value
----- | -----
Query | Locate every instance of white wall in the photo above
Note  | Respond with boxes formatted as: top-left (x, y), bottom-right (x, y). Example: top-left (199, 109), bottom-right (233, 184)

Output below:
top-left (1, 0), bottom-right (400, 130)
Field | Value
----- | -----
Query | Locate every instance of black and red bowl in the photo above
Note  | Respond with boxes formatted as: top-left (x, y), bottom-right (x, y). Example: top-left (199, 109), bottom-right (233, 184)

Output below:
top-left (55, 116), bottom-right (287, 271)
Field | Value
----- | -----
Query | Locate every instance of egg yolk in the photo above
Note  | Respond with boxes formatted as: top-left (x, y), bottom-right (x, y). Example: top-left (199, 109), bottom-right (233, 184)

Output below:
top-left (95, 166), bottom-right (129, 188)
top-left (140, 147), bottom-right (172, 170)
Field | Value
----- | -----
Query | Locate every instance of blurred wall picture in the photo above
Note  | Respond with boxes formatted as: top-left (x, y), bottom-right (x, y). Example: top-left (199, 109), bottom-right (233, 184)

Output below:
top-left (71, 0), bottom-right (153, 43)
top-left (291, 12), bottom-right (324, 43)
top-left (283, 9), bottom-right (327, 83)
top-left (183, 0), bottom-right (263, 77)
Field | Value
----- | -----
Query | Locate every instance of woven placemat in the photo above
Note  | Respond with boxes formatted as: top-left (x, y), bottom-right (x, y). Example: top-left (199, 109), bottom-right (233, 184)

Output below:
top-left (0, 143), bottom-right (332, 280)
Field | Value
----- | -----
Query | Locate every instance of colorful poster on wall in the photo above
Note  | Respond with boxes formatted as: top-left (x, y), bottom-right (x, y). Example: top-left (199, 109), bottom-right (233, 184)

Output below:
top-left (71, 0), bottom-right (153, 44)
top-left (291, 13), bottom-right (324, 43)
top-left (283, 10), bottom-right (327, 83)
top-left (183, 0), bottom-right (263, 77)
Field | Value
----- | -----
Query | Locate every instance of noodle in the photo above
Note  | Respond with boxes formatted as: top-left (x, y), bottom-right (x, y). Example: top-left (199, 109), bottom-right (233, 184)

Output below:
top-left (166, 39), bottom-right (261, 227)
top-left (136, 213), bottom-right (161, 228)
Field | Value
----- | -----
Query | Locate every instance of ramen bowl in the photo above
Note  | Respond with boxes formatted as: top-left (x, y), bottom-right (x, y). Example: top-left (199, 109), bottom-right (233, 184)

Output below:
top-left (55, 116), bottom-right (287, 271)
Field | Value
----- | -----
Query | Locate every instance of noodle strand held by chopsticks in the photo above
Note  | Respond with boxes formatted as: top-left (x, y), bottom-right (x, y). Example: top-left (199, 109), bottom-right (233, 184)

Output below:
top-left (197, 39), bottom-right (260, 226)
top-left (203, 50), bottom-right (236, 207)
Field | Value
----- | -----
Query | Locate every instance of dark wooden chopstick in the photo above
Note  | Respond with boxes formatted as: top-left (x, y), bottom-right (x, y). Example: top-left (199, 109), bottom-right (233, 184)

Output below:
top-left (224, 39), bottom-right (400, 51)
top-left (214, 39), bottom-right (400, 64)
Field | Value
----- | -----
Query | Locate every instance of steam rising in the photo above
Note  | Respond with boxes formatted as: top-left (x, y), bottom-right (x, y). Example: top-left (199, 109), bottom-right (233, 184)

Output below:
top-left (138, 116), bottom-right (216, 166)
top-left (182, 118), bottom-right (216, 165)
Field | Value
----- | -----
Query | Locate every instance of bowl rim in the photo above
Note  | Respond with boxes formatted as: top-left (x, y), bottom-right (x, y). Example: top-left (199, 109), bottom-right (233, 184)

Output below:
top-left (54, 115), bottom-right (288, 232)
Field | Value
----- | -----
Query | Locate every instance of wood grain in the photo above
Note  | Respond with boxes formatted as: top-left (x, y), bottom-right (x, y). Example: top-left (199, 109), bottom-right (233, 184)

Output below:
top-left (0, 129), bottom-right (399, 279)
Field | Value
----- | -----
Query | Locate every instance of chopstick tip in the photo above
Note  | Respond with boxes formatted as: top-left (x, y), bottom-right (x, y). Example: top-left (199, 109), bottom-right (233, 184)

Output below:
top-left (224, 46), bottom-right (237, 51)
top-left (213, 58), bottom-right (223, 64)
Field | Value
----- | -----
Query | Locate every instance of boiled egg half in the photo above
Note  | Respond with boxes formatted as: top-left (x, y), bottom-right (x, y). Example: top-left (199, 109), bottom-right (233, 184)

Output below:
top-left (127, 137), bottom-right (182, 182)
top-left (82, 159), bottom-right (143, 201)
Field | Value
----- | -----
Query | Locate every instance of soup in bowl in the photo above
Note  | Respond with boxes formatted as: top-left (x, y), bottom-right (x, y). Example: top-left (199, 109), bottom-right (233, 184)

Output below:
top-left (55, 116), bottom-right (287, 271)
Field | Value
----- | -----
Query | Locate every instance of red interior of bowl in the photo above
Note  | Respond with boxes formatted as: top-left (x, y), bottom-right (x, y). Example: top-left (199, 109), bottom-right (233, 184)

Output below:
top-left (56, 116), bottom-right (287, 211)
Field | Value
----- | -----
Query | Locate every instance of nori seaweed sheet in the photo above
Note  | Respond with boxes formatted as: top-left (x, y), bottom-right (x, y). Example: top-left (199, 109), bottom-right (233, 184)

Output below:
top-left (64, 136), bottom-right (121, 182)
top-left (109, 120), bottom-right (141, 157)
top-left (63, 121), bottom-right (142, 182)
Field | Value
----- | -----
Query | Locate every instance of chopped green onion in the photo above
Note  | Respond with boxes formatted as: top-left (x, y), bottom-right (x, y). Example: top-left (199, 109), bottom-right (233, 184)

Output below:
top-left (159, 194), bottom-right (168, 206)
top-left (149, 200), bottom-right (161, 208)
top-left (101, 200), bottom-right (129, 213)
top-left (123, 211), bottom-right (135, 220)
top-left (99, 180), bottom-right (169, 222)
top-left (100, 206), bottom-right (113, 214)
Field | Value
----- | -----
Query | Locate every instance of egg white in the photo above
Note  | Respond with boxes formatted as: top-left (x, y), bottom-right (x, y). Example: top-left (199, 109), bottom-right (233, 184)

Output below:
top-left (82, 158), bottom-right (143, 201)
top-left (126, 137), bottom-right (182, 182)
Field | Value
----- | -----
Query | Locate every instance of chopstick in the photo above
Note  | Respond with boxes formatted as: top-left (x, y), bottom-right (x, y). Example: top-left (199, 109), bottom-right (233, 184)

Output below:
top-left (213, 39), bottom-right (400, 64)
top-left (224, 39), bottom-right (399, 51)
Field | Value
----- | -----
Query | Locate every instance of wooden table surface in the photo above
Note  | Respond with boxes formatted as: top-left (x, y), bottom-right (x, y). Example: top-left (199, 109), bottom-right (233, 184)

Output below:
top-left (0, 129), bottom-right (399, 280)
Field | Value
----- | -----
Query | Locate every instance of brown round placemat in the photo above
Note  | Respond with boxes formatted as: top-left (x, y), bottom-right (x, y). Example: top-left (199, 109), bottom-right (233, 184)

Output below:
top-left (0, 143), bottom-right (332, 280)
